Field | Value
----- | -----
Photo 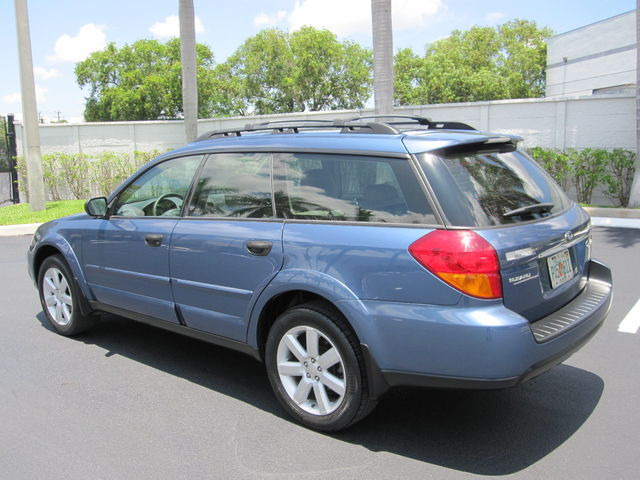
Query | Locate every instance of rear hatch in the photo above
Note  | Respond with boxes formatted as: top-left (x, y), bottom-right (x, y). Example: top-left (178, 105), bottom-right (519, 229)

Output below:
top-left (417, 143), bottom-right (591, 321)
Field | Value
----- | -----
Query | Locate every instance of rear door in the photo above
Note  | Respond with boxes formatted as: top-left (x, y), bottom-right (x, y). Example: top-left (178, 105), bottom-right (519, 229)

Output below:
top-left (169, 152), bottom-right (284, 341)
top-left (419, 148), bottom-right (591, 321)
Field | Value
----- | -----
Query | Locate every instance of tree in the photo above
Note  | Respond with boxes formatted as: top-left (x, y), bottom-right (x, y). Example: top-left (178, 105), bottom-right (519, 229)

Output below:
top-left (394, 20), bottom-right (552, 105)
top-left (75, 39), bottom-right (216, 121)
top-left (216, 27), bottom-right (373, 115)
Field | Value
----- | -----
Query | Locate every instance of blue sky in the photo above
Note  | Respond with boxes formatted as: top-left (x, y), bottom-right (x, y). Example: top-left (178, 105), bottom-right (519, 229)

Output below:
top-left (1, 0), bottom-right (635, 122)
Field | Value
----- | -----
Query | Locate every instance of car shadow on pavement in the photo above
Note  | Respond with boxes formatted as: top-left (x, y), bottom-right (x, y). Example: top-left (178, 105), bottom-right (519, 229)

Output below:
top-left (594, 226), bottom-right (640, 249)
top-left (35, 311), bottom-right (604, 476)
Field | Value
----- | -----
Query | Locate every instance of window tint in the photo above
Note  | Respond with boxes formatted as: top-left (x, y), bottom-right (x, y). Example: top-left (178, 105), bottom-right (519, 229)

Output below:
top-left (420, 150), bottom-right (572, 227)
top-left (114, 155), bottom-right (202, 217)
top-left (187, 153), bottom-right (273, 219)
top-left (273, 153), bottom-right (436, 224)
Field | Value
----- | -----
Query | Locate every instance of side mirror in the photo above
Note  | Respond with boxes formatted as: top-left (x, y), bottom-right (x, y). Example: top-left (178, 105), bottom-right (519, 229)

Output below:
top-left (85, 197), bottom-right (108, 217)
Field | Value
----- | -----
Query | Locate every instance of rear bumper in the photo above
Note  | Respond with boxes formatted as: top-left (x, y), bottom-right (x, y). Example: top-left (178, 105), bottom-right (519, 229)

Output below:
top-left (347, 259), bottom-right (612, 398)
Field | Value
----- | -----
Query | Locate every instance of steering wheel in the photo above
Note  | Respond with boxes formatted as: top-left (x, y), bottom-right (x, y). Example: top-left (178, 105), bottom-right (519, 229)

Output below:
top-left (152, 193), bottom-right (184, 216)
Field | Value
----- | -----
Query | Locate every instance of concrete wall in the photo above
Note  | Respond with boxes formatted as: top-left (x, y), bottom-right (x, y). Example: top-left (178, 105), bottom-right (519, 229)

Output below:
top-left (16, 94), bottom-right (637, 155)
top-left (14, 94), bottom-right (636, 205)
top-left (546, 10), bottom-right (636, 97)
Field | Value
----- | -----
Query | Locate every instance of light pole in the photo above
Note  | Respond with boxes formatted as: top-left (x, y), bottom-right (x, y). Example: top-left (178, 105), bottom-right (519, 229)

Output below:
top-left (630, 1), bottom-right (640, 207)
top-left (14, 0), bottom-right (45, 210)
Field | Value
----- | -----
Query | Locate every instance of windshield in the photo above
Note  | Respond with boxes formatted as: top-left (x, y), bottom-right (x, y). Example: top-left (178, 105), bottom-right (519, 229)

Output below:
top-left (419, 149), bottom-right (572, 227)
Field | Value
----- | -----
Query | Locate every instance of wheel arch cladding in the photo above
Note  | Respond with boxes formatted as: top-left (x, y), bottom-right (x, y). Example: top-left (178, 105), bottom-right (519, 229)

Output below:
top-left (34, 238), bottom-right (92, 301)
top-left (252, 289), bottom-right (361, 360)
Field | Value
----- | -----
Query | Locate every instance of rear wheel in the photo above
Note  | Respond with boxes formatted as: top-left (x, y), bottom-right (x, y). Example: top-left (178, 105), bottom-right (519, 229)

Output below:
top-left (38, 255), bottom-right (94, 336)
top-left (265, 302), bottom-right (373, 431)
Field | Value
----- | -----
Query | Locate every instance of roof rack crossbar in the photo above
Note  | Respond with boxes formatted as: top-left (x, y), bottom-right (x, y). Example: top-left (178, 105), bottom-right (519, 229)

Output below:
top-left (346, 114), bottom-right (432, 126)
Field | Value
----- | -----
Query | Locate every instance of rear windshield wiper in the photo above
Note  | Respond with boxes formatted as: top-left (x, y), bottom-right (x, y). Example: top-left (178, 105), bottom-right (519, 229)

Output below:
top-left (502, 202), bottom-right (554, 218)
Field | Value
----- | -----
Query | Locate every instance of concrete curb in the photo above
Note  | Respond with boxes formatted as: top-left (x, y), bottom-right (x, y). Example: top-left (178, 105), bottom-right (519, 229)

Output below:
top-left (0, 223), bottom-right (42, 237)
top-left (583, 207), bottom-right (640, 219)
top-left (1, 208), bottom-right (639, 237)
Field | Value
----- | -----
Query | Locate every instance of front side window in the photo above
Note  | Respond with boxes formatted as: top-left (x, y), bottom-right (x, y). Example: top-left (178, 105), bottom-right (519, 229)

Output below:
top-left (113, 155), bottom-right (203, 217)
top-left (273, 153), bottom-right (436, 224)
top-left (187, 153), bottom-right (273, 219)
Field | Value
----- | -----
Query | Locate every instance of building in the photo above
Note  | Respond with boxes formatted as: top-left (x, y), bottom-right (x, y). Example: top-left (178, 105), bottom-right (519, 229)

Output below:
top-left (546, 10), bottom-right (636, 97)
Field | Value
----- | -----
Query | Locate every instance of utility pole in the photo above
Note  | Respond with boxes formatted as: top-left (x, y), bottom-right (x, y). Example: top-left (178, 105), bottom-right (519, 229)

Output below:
top-left (14, 0), bottom-right (45, 210)
top-left (179, 0), bottom-right (198, 144)
top-left (630, 1), bottom-right (640, 207)
top-left (371, 0), bottom-right (394, 115)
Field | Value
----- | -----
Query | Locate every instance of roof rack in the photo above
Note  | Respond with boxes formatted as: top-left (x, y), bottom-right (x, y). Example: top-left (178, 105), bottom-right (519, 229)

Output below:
top-left (346, 114), bottom-right (476, 131)
top-left (194, 115), bottom-right (476, 142)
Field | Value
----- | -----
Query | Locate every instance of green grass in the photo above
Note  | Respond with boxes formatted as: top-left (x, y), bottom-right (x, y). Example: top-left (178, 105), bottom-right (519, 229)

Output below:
top-left (0, 200), bottom-right (85, 226)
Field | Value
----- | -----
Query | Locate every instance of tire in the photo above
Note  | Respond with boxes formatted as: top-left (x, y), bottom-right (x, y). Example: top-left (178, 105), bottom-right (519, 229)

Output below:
top-left (265, 301), bottom-right (374, 431)
top-left (38, 255), bottom-right (94, 336)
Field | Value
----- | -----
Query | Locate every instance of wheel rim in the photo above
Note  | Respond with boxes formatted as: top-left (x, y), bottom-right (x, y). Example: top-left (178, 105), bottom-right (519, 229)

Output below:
top-left (276, 325), bottom-right (347, 416)
top-left (42, 267), bottom-right (73, 326)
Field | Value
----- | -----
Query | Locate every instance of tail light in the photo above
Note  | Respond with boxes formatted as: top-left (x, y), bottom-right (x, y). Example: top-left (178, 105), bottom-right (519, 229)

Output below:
top-left (408, 230), bottom-right (502, 299)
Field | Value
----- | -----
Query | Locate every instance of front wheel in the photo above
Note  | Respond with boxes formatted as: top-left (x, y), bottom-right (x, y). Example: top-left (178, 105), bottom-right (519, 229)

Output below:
top-left (265, 302), bottom-right (373, 431)
top-left (38, 255), bottom-right (94, 336)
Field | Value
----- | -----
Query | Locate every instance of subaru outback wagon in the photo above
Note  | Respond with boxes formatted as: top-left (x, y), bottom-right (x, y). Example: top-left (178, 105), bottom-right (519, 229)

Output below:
top-left (28, 116), bottom-right (612, 431)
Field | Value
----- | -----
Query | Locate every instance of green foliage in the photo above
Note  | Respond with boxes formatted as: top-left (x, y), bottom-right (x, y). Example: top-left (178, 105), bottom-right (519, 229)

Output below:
top-left (41, 154), bottom-right (64, 200)
top-left (216, 27), bottom-right (373, 115)
top-left (15, 156), bottom-right (28, 201)
top-left (395, 19), bottom-right (552, 105)
top-left (603, 149), bottom-right (636, 207)
top-left (529, 147), bottom-right (636, 206)
top-left (527, 147), bottom-right (571, 190)
top-left (75, 39), bottom-right (217, 121)
top-left (56, 153), bottom-right (91, 199)
top-left (569, 148), bottom-right (609, 205)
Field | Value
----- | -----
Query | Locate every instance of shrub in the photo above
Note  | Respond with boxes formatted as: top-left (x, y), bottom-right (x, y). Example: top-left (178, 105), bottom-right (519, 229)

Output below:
top-left (603, 149), bottom-right (636, 207)
top-left (57, 153), bottom-right (91, 199)
top-left (89, 152), bottom-right (132, 197)
top-left (15, 156), bottom-right (28, 201)
top-left (527, 147), bottom-right (571, 190)
top-left (569, 148), bottom-right (609, 204)
top-left (41, 154), bottom-right (64, 201)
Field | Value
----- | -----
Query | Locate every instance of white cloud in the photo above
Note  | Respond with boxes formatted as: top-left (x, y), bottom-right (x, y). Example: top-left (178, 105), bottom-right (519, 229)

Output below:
top-left (287, 0), bottom-right (444, 36)
top-left (149, 15), bottom-right (204, 38)
top-left (34, 67), bottom-right (62, 81)
top-left (253, 10), bottom-right (287, 27)
top-left (49, 24), bottom-right (107, 62)
top-left (485, 12), bottom-right (506, 24)
top-left (2, 92), bottom-right (21, 104)
top-left (1, 85), bottom-right (48, 104)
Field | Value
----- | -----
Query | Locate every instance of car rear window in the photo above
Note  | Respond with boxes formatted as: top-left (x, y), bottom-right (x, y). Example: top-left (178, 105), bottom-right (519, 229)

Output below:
top-left (419, 149), bottom-right (572, 227)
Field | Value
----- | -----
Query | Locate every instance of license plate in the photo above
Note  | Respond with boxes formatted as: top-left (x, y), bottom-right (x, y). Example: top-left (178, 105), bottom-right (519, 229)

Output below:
top-left (547, 249), bottom-right (573, 289)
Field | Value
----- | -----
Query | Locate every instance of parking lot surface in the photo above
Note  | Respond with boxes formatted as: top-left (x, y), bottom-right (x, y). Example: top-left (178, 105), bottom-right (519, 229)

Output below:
top-left (1, 227), bottom-right (639, 479)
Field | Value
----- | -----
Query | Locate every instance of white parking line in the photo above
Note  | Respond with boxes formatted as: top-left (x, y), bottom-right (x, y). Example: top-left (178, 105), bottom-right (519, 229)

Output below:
top-left (618, 298), bottom-right (640, 334)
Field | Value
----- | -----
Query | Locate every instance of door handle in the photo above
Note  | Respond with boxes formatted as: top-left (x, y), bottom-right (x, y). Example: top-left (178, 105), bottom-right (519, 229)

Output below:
top-left (246, 240), bottom-right (272, 256)
top-left (145, 233), bottom-right (163, 247)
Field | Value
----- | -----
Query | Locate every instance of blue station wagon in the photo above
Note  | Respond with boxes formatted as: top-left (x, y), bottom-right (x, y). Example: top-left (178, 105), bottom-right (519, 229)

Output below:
top-left (28, 116), bottom-right (612, 431)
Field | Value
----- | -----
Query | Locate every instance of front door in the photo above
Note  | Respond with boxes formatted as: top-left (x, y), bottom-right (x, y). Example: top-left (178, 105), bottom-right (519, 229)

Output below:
top-left (170, 152), bottom-right (284, 341)
top-left (83, 155), bottom-right (203, 323)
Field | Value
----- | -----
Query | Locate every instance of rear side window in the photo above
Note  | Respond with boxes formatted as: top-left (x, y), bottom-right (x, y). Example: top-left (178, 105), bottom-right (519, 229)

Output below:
top-left (187, 153), bottom-right (274, 219)
top-left (419, 149), bottom-right (572, 227)
top-left (273, 153), bottom-right (436, 224)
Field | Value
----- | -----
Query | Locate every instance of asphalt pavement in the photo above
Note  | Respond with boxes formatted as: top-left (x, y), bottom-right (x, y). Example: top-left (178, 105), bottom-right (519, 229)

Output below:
top-left (0, 227), bottom-right (639, 479)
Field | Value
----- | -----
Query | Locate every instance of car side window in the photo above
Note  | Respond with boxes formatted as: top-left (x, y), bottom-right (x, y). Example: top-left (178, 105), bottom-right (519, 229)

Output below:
top-left (187, 153), bottom-right (274, 219)
top-left (273, 153), bottom-right (437, 224)
top-left (113, 155), bottom-right (203, 217)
